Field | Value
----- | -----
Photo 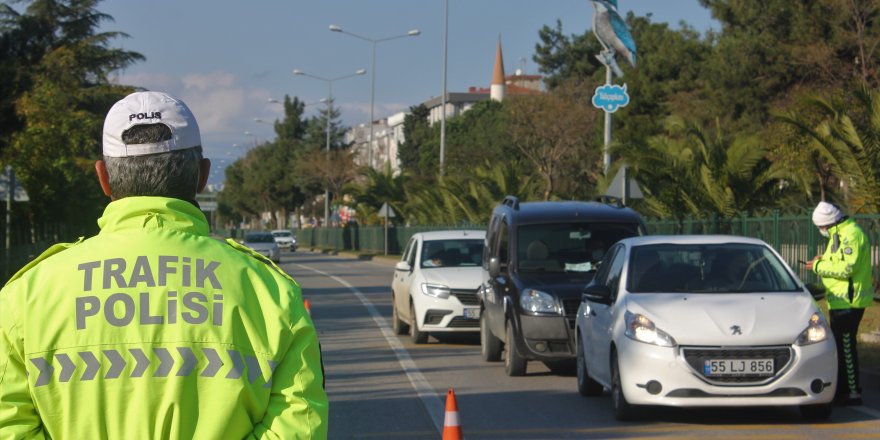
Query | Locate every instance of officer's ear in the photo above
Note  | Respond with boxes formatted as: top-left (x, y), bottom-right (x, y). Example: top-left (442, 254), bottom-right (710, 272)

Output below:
top-left (197, 158), bottom-right (211, 193)
top-left (95, 160), bottom-right (114, 199)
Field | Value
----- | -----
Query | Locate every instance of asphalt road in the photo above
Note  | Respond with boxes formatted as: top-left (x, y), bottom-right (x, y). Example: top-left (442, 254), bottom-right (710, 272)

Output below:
top-left (277, 250), bottom-right (880, 439)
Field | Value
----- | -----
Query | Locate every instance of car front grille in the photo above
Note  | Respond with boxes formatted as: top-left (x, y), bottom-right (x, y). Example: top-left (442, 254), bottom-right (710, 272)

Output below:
top-left (447, 317), bottom-right (479, 328)
top-left (681, 346), bottom-right (793, 384)
top-left (451, 289), bottom-right (479, 306)
top-left (562, 298), bottom-right (580, 329)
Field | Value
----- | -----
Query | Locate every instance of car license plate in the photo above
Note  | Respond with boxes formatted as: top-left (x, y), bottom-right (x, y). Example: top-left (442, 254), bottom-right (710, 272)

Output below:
top-left (703, 358), bottom-right (774, 377)
top-left (464, 308), bottom-right (480, 319)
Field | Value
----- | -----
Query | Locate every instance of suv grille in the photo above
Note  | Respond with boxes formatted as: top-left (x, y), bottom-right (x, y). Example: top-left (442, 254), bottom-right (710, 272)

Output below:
top-left (681, 346), bottom-right (793, 384)
top-left (451, 289), bottom-right (479, 306)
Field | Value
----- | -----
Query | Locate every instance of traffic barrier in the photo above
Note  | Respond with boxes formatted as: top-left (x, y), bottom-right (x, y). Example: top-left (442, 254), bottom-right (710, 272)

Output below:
top-left (442, 388), bottom-right (462, 440)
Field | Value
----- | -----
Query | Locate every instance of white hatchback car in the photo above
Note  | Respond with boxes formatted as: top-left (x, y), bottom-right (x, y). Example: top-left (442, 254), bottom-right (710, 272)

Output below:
top-left (391, 230), bottom-right (486, 343)
top-left (576, 235), bottom-right (837, 421)
top-left (242, 232), bottom-right (281, 263)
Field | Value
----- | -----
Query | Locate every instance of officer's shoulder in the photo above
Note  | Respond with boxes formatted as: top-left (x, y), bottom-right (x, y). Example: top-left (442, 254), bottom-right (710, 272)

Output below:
top-left (5, 237), bottom-right (85, 286)
top-left (224, 238), bottom-right (295, 283)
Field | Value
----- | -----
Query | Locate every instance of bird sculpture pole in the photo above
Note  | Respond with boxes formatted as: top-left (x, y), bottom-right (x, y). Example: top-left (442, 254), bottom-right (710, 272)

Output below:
top-left (590, 0), bottom-right (637, 176)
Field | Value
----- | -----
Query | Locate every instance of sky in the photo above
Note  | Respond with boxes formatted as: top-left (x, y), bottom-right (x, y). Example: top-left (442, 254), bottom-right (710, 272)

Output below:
top-left (95, 1), bottom-right (717, 185)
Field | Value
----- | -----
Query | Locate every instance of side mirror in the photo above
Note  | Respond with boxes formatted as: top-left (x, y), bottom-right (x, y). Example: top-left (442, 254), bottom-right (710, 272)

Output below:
top-left (489, 257), bottom-right (500, 278)
top-left (395, 261), bottom-right (411, 272)
top-left (582, 283), bottom-right (612, 305)
top-left (805, 282), bottom-right (826, 301)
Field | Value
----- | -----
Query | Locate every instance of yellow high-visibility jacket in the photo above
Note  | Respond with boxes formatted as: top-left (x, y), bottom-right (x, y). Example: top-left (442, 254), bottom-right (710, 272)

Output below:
top-left (0, 197), bottom-right (328, 439)
top-left (813, 218), bottom-right (874, 310)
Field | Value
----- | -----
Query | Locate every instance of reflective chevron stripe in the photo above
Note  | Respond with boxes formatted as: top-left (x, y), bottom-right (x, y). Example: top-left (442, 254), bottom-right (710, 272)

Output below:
top-left (29, 347), bottom-right (275, 387)
top-left (55, 353), bottom-right (75, 382)
top-left (201, 348), bottom-right (223, 377)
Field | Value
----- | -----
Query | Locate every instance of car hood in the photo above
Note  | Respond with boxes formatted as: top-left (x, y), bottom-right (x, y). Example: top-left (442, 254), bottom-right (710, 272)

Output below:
top-left (625, 291), bottom-right (818, 346)
top-left (423, 267), bottom-right (484, 289)
top-left (516, 272), bottom-right (595, 299)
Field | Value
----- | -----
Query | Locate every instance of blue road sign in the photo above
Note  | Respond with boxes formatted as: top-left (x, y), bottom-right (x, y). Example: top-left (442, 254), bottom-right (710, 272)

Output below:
top-left (592, 84), bottom-right (630, 113)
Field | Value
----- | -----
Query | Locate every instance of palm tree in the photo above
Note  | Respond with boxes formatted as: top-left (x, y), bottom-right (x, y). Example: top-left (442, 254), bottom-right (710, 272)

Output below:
top-left (776, 85), bottom-right (880, 213)
top-left (615, 117), bottom-right (785, 221)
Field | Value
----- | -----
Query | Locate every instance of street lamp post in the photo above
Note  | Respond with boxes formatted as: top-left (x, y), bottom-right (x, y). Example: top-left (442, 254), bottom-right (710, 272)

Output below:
top-left (329, 24), bottom-right (420, 169)
top-left (292, 68), bottom-right (365, 226)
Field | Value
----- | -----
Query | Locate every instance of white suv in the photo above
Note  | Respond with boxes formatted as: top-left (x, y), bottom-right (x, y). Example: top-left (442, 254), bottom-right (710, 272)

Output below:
top-left (271, 229), bottom-right (297, 251)
top-left (391, 230), bottom-right (486, 343)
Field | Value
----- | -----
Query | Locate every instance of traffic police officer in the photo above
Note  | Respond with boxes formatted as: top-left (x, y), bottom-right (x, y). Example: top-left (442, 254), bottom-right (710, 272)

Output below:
top-left (806, 201), bottom-right (873, 406)
top-left (0, 91), bottom-right (329, 438)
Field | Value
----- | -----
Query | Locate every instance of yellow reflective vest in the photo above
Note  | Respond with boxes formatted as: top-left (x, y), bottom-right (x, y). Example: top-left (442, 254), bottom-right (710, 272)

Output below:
top-left (813, 218), bottom-right (874, 310)
top-left (0, 197), bottom-right (328, 439)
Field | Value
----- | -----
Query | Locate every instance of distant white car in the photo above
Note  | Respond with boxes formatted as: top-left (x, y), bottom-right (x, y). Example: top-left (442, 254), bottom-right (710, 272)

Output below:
top-left (243, 232), bottom-right (281, 263)
top-left (391, 230), bottom-right (486, 343)
top-left (576, 235), bottom-right (837, 421)
top-left (271, 229), bottom-right (297, 251)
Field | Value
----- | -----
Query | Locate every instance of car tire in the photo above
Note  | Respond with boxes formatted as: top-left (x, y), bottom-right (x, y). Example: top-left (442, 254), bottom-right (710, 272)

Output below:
top-left (409, 302), bottom-right (428, 344)
top-left (480, 311), bottom-right (502, 362)
top-left (392, 296), bottom-right (409, 335)
top-left (504, 322), bottom-right (527, 376)
top-left (799, 403), bottom-right (832, 420)
top-left (611, 350), bottom-right (638, 421)
top-left (577, 337), bottom-right (603, 396)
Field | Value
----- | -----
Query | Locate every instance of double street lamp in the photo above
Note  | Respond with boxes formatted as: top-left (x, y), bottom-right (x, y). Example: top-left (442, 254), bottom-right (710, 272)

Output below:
top-left (329, 24), bottom-right (420, 169)
top-left (292, 68), bottom-right (366, 225)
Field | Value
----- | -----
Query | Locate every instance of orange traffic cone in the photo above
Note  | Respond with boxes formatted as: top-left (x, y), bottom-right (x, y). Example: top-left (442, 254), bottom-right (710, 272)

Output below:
top-left (442, 388), bottom-right (462, 440)
top-left (303, 299), bottom-right (311, 315)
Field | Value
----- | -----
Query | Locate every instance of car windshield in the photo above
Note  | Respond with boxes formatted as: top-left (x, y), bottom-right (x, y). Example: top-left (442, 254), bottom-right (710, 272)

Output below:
top-left (245, 234), bottom-right (275, 244)
top-left (627, 243), bottom-right (801, 293)
top-left (272, 231), bottom-right (292, 238)
top-left (516, 223), bottom-right (640, 273)
top-left (420, 239), bottom-right (484, 268)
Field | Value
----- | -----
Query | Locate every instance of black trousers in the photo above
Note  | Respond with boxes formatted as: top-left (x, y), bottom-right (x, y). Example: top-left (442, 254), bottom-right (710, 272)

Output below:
top-left (829, 308), bottom-right (865, 399)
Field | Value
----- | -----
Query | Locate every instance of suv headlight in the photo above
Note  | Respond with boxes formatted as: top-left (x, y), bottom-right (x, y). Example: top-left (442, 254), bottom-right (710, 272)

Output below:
top-left (796, 313), bottom-right (828, 346)
top-left (520, 288), bottom-right (557, 314)
top-left (421, 283), bottom-right (451, 299)
top-left (624, 311), bottom-right (676, 347)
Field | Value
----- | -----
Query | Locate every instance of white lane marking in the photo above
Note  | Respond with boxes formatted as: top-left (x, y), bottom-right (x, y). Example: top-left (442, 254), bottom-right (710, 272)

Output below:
top-left (293, 263), bottom-right (446, 434)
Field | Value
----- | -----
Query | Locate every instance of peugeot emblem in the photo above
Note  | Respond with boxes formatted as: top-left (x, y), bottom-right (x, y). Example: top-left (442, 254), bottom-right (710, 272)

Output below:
top-left (730, 325), bottom-right (742, 335)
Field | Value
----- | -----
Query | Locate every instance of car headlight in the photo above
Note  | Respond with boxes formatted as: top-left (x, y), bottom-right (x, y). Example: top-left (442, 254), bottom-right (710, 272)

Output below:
top-left (520, 288), bottom-right (557, 314)
top-left (796, 313), bottom-right (828, 346)
top-left (421, 283), bottom-right (451, 299)
top-left (624, 311), bottom-right (676, 347)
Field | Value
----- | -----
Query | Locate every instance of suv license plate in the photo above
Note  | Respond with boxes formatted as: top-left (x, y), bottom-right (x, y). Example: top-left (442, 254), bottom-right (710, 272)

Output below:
top-left (464, 308), bottom-right (480, 319)
top-left (703, 358), bottom-right (774, 377)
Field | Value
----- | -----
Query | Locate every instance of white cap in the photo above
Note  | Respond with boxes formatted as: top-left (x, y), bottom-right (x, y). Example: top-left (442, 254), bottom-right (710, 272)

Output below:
top-left (812, 201), bottom-right (843, 227)
top-left (102, 91), bottom-right (201, 157)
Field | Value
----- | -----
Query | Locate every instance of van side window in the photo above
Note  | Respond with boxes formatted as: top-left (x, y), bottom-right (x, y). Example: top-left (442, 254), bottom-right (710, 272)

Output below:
top-left (498, 221), bottom-right (509, 268)
top-left (484, 215), bottom-right (499, 268)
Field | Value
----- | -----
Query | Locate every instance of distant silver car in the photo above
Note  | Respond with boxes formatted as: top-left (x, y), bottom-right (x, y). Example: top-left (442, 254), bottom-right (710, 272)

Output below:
top-left (271, 229), bottom-right (297, 251)
top-left (243, 232), bottom-right (281, 263)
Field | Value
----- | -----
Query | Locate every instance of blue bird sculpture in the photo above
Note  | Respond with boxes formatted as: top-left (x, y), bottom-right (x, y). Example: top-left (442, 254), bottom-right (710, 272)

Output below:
top-left (591, 0), bottom-right (637, 77)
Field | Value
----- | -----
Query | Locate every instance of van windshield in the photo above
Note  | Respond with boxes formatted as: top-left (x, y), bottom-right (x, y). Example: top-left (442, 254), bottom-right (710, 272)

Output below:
top-left (517, 223), bottom-right (639, 273)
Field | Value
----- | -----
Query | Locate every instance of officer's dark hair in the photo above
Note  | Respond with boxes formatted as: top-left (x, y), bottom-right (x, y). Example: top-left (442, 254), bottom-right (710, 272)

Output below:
top-left (103, 123), bottom-right (203, 201)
